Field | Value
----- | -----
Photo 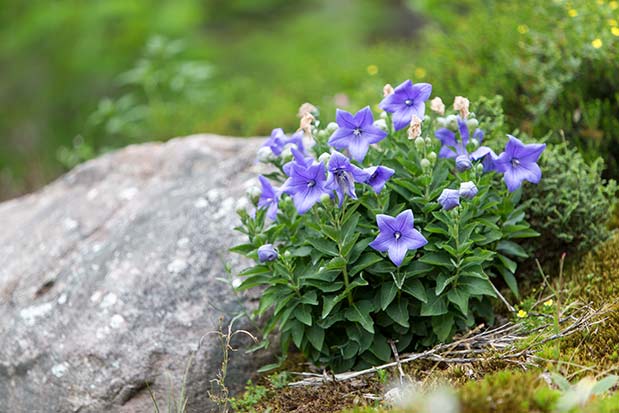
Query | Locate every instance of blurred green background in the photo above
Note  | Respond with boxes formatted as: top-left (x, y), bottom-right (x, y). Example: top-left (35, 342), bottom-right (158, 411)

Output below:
top-left (1, 0), bottom-right (618, 200)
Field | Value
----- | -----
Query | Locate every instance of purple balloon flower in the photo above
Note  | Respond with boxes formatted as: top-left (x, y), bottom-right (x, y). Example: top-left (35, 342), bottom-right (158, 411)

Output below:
top-left (283, 161), bottom-right (330, 215)
top-left (435, 117), bottom-right (495, 172)
top-left (258, 244), bottom-right (278, 262)
top-left (379, 80), bottom-right (432, 131)
top-left (494, 135), bottom-right (546, 192)
top-left (325, 151), bottom-right (369, 207)
top-left (261, 128), bottom-right (305, 156)
top-left (363, 165), bottom-right (395, 194)
top-left (283, 147), bottom-right (314, 176)
top-left (328, 106), bottom-right (387, 162)
top-left (438, 188), bottom-right (460, 210)
top-left (369, 209), bottom-right (428, 267)
top-left (257, 176), bottom-right (280, 220)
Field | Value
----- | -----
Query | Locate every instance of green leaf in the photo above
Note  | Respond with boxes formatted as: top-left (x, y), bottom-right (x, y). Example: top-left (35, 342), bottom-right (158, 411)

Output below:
top-left (350, 253), bottom-right (383, 276)
top-left (306, 325), bottom-right (325, 352)
top-left (431, 313), bottom-right (454, 341)
top-left (341, 214), bottom-right (360, 244)
top-left (341, 340), bottom-right (360, 359)
top-left (290, 246), bottom-right (313, 257)
top-left (497, 240), bottom-right (528, 258)
top-left (369, 334), bottom-right (392, 362)
top-left (497, 254), bottom-right (517, 273)
top-left (386, 298), bottom-right (410, 327)
top-left (419, 252), bottom-right (454, 269)
top-left (240, 265), bottom-right (270, 277)
top-left (435, 273), bottom-right (457, 295)
top-left (496, 265), bottom-right (519, 297)
top-left (380, 282), bottom-right (398, 311)
top-left (345, 301), bottom-right (375, 333)
top-left (461, 277), bottom-right (496, 297)
top-left (420, 294), bottom-right (448, 316)
top-left (229, 243), bottom-right (255, 254)
top-left (295, 305), bottom-right (312, 326)
top-left (447, 288), bottom-right (469, 315)
top-left (322, 294), bottom-right (344, 319)
top-left (291, 322), bottom-right (304, 348)
top-left (402, 279), bottom-right (428, 303)
top-left (299, 291), bottom-right (318, 306)
top-left (325, 256), bottom-right (347, 271)
top-left (307, 238), bottom-right (338, 257)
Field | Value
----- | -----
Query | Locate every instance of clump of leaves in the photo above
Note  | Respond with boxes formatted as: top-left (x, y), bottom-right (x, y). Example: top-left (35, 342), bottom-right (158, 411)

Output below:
top-left (233, 87), bottom-right (542, 372)
top-left (525, 141), bottom-right (617, 256)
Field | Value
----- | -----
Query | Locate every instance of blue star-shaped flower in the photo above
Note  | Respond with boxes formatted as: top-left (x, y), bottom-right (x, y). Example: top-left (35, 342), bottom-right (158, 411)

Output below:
top-left (494, 135), bottom-right (546, 192)
top-left (369, 209), bottom-right (427, 267)
top-left (379, 80), bottom-right (432, 131)
top-left (328, 106), bottom-right (387, 162)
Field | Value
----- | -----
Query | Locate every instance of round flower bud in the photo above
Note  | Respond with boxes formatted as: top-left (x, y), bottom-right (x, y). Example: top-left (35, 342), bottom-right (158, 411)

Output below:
top-left (235, 197), bottom-right (250, 213)
top-left (281, 146), bottom-right (293, 162)
top-left (318, 152), bottom-right (331, 164)
top-left (437, 117), bottom-right (447, 127)
top-left (284, 250), bottom-right (292, 258)
top-left (455, 154), bottom-right (472, 172)
top-left (231, 278), bottom-right (242, 289)
top-left (373, 118), bottom-right (388, 132)
top-left (414, 136), bottom-right (425, 149)
top-left (459, 181), bottom-right (478, 199)
top-left (420, 158), bottom-right (431, 169)
top-left (257, 244), bottom-right (278, 262)
top-left (320, 193), bottom-right (332, 204)
top-left (326, 121), bottom-right (339, 133)
top-left (380, 111), bottom-right (388, 120)
top-left (428, 151), bottom-right (437, 161)
top-left (317, 130), bottom-right (327, 139)
top-left (425, 137), bottom-right (432, 146)
top-left (257, 146), bottom-right (275, 162)
top-left (476, 163), bottom-right (484, 173)
top-left (466, 118), bottom-right (479, 129)
top-left (423, 115), bottom-right (431, 122)
top-left (446, 114), bottom-right (458, 130)
top-left (246, 186), bottom-right (261, 203)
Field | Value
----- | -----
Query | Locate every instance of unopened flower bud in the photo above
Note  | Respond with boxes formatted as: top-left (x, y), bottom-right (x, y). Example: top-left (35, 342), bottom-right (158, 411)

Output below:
top-left (425, 137), bottom-right (432, 146)
top-left (317, 130), bottom-right (327, 139)
top-left (257, 146), bottom-right (276, 162)
top-left (453, 96), bottom-right (470, 119)
top-left (246, 186), bottom-right (261, 203)
top-left (318, 152), bottom-right (331, 164)
top-left (373, 118), bottom-right (388, 132)
top-left (476, 163), bottom-right (484, 173)
top-left (414, 136), bottom-right (425, 149)
top-left (284, 250), bottom-right (292, 258)
top-left (235, 197), bottom-right (250, 213)
top-left (232, 278), bottom-right (242, 289)
top-left (380, 111), bottom-right (388, 120)
top-left (469, 138), bottom-right (480, 150)
top-left (430, 96), bottom-right (446, 115)
top-left (446, 114), bottom-right (458, 129)
top-left (459, 181), bottom-right (478, 199)
top-left (320, 193), bottom-right (332, 204)
top-left (420, 158), bottom-right (431, 168)
top-left (438, 188), bottom-right (460, 210)
top-left (258, 244), bottom-right (278, 262)
top-left (383, 83), bottom-right (395, 96)
top-left (428, 151), bottom-right (437, 161)
top-left (466, 118), bottom-right (479, 129)
top-left (326, 122), bottom-right (339, 133)
top-left (407, 115), bottom-right (423, 140)
top-left (297, 102), bottom-right (318, 118)
top-left (437, 117), bottom-right (447, 127)
top-left (455, 154), bottom-right (472, 172)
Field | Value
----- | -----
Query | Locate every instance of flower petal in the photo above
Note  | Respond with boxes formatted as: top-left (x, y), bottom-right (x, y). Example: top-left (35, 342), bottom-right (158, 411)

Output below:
top-left (388, 239), bottom-right (408, 267)
top-left (336, 109), bottom-right (356, 129)
top-left (392, 105), bottom-right (414, 131)
top-left (353, 106), bottom-right (374, 127)
top-left (369, 232), bottom-right (393, 252)
top-left (348, 137), bottom-right (371, 162)
top-left (402, 228), bottom-right (427, 250)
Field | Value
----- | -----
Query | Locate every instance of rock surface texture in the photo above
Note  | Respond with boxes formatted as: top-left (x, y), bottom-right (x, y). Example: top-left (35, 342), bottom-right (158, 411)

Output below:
top-left (0, 135), bottom-right (271, 412)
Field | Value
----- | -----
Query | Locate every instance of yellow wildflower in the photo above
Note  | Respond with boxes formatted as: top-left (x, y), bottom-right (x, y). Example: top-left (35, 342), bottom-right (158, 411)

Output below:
top-left (612, 27), bottom-right (619, 36)
top-left (592, 38), bottom-right (603, 48)
top-left (544, 299), bottom-right (554, 307)
top-left (414, 67), bottom-right (427, 79)
top-left (367, 65), bottom-right (378, 76)
top-left (517, 24), bottom-right (529, 34)
top-left (609, 19), bottom-right (618, 27)
top-left (568, 8), bottom-right (578, 17)
top-left (517, 309), bottom-right (528, 318)
top-left (610, 1), bottom-right (618, 10)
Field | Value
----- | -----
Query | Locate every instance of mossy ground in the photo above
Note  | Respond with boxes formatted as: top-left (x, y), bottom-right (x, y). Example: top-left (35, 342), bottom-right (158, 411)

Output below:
top-left (233, 235), bottom-right (619, 412)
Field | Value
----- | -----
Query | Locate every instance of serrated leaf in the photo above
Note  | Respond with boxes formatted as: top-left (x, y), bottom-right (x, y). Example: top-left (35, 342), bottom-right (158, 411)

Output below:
top-left (345, 301), bottom-right (375, 333)
top-left (307, 238), bottom-right (338, 257)
top-left (420, 293), bottom-right (448, 316)
top-left (447, 288), bottom-right (469, 315)
top-left (350, 253), bottom-right (383, 276)
top-left (420, 252), bottom-right (454, 268)
top-left (402, 278), bottom-right (428, 303)
top-left (380, 282), bottom-right (398, 311)
top-left (306, 325), bottom-right (325, 352)
top-left (290, 246), bottom-right (313, 257)
top-left (435, 273), bottom-right (457, 295)
top-left (300, 291), bottom-right (318, 305)
top-left (295, 305), bottom-right (312, 326)
top-left (461, 277), bottom-right (496, 297)
top-left (497, 254), bottom-right (517, 273)
top-left (386, 298), bottom-right (410, 327)
top-left (325, 256), bottom-right (347, 271)
top-left (497, 240), bottom-right (528, 258)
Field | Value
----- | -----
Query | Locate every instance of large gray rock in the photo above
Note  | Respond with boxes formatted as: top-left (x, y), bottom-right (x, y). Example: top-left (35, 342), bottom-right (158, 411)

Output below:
top-left (0, 135), bottom-right (273, 412)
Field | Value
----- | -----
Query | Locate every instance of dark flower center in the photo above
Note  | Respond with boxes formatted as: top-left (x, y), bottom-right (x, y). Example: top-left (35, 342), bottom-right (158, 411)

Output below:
top-left (307, 179), bottom-right (316, 188)
top-left (404, 99), bottom-right (413, 106)
top-left (511, 158), bottom-right (521, 167)
top-left (353, 128), bottom-right (362, 136)
top-left (394, 231), bottom-right (401, 240)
